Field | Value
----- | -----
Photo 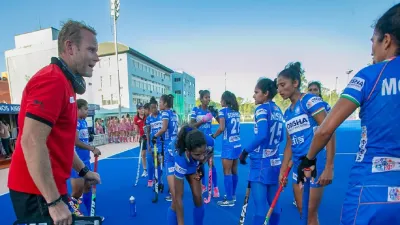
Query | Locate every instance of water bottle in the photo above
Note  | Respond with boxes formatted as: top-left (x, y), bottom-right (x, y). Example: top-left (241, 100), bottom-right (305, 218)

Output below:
top-left (129, 196), bottom-right (137, 217)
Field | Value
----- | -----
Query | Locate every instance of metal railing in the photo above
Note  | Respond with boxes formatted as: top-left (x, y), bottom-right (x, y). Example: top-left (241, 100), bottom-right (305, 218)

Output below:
top-left (91, 134), bottom-right (109, 147)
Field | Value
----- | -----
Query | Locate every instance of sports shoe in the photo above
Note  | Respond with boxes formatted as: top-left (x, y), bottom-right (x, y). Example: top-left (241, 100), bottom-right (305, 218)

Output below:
top-left (224, 195), bottom-right (236, 202)
top-left (213, 187), bottom-right (220, 198)
top-left (165, 194), bottom-right (172, 201)
top-left (147, 180), bottom-right (153, 188)
top-left (142, 170), bottom-right (148, 177)
top-left (68, 197), bottom-right (84, 216)
top-left (217, 199), bottom-right (235, 207)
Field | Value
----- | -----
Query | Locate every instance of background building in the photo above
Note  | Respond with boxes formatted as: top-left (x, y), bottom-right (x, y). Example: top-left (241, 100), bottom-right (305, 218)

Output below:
top-left (0, 72), bottom-right (11, 103)
top-left (4, 28), bottom-right (94, 104)
top-left (171, 71), bottom-right (196, 123)
top-left (92, 42), bottom-right (174, 116)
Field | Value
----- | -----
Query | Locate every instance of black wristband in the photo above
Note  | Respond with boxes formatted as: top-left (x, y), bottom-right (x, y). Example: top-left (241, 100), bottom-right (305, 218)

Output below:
top-left (78, 166), bottom-right (89, 177)
top-left (46, 196), bottom-right (62, 208)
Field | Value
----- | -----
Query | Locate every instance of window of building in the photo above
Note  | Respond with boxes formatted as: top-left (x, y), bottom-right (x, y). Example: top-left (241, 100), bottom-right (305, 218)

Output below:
top-left (109, 75), bottom-right (112, 87)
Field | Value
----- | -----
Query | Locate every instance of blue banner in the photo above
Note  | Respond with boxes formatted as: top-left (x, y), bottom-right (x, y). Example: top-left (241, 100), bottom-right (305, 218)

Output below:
top-left (0, 104), bottom-right (20, 114)
top-left (88, 104), bottom-right (100, 111)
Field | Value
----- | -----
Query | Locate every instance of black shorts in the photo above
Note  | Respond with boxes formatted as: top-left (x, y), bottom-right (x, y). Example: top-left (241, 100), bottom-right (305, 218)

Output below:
top-left (9, 189), bottom-right (68, 221)
top-left (140, 137), bottom-right (147, 151)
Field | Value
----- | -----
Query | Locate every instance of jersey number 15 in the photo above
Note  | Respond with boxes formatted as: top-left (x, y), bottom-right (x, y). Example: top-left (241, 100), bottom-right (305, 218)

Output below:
top-left (269, 122), bottom-right (283, 145)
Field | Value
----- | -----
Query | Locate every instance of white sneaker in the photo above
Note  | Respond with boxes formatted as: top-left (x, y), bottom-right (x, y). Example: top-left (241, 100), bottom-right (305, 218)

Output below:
top-left (141, 170), bottom-right (148, 177)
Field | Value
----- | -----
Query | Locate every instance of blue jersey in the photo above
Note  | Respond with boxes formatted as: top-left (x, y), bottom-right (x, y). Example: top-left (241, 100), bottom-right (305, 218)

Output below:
top-left (245, 102), bottom-right (284, 184)
top-left (284, 93), bottom-right (326, 162)
top-left (322, 101), bottom-right (331, 112)
top-left (161, 109), bottom-right (178, 142)
top-left (146, 113), bottom-right (163, 153)
top-left (174, 134), bottom-right (214, 179)
top-left (191, 106), bottom-right (212, 135)
top-left (75, 119), bottom-right (90, 162)
top-left (218, 107), bottom-right (241, 150)
top-left (341, 57), bottom-right (400, 186)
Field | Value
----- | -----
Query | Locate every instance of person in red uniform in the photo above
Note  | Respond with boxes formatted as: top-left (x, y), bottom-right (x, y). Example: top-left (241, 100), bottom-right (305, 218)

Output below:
top-left (134, 103), bottom-right (148, 177)
top-left (7, 20), bottom-right (101, 225)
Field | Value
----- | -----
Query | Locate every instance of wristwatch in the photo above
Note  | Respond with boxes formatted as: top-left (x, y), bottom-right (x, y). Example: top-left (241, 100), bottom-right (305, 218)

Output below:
top-left (78, 166), bottom-right (89, 177)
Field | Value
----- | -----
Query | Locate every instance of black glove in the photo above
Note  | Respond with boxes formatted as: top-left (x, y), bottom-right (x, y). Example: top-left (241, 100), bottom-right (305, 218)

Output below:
top-left (208, 106), bottom-right (218, 119)
top-left (239, 150), bottom-right (249, 165)
top-left (297, 155), bottom-right (317, 184)
top-left (196, 164), bottom-right (205, 181)
top-left (141, 134), bottom-right (147, 141)
top-left (152, 136), bottom-right (157, 145)
top-left (89, 134), bottom-right (94, 142)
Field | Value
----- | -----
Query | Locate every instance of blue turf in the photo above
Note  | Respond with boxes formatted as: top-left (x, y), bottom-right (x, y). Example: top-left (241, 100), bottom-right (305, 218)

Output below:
top-left (0, 121), bottom-right (361, 225)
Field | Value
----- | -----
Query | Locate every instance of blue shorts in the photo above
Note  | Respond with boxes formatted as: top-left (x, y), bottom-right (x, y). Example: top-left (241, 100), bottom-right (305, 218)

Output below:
top-left (71, 160), bottom-right (92, 179)
top-left (292, 150), bottom-right (326, 188)
top-left (166, 160), bottom-right (175, 176)
top-left (221, 147), bottom-right (241, 160)
top-left (340, 185), bottom-right (400, 225)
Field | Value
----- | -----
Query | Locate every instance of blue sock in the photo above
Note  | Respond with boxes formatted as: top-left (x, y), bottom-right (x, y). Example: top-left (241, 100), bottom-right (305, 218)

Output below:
top-left (252, 215), bottom-right (265, 225)
top-left (232, 174), bottom-right (238, 196)
top-left (147, 155), bottom-right (154, 181)
top-left (83, 191), bottom-right (92, 216)
top-left (251, 182), bottom-right (268, 225)
top-left (212, 166), bottom-right (217, 187)
top-left (167, 207), bottom-right (178, 225)
top-left (193, 205), bottom-right (205, 225)
top-left (223, 175), bottom-right (233, 200)
top-left (157, 166), bottom-right (162, 184)
top-left (268, 213), bottom-right (280, 225)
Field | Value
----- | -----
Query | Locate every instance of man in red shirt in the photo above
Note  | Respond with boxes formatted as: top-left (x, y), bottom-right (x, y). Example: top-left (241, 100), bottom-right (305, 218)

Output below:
top-left (8, 20), bottom-right (101, 225)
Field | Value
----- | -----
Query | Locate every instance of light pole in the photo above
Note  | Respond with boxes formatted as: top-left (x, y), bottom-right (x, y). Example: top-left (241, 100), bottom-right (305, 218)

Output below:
top-left (224, 72), bottom-right (227, 91)
top-left (329, 76), bottom-right (338, 104)
top-left (111, 0), bottom-right (121, 118)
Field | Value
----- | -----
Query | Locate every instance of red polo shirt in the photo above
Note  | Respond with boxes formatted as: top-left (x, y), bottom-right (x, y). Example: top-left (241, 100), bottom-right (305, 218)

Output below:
top-left (134, 115), bottom-right (146, 137)
top-left (8, 64), bottom-right (77, 195)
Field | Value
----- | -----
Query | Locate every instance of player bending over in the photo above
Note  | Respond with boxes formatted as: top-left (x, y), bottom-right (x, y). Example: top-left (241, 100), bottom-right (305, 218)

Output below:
top-left (211, 91), bottom-right (241, 206)
top-left (70, 99), bottom-right (101, 216)
top-left (277, 62), bottom-right (336, 225)
top-left (152, 94), bottom-right (178, 201)
top-left (239, 78), bottom-right (285, 225)
top-left (191, 90), bottom-right (220, 197)
top-left (168, 125), bottom-right (214, 225)
top-left (146, 97), bottom-right (164, 190)
top-left (298, 4), bottom-right (400, 224)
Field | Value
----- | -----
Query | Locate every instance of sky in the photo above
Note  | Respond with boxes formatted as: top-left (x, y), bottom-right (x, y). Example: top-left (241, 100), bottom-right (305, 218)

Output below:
top-left (1, 0), bottom-right (399, 101)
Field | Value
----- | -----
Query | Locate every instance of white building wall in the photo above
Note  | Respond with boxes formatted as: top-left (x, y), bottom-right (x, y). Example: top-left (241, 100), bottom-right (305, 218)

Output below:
top-left (14, 28), bottom-right (59, 48)
top-left (93, 52), bottom-right (173, 113)
top-left (5, 40), bottom-right (58, 104)
top-left (91, 53), bottom-right (129, 110)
